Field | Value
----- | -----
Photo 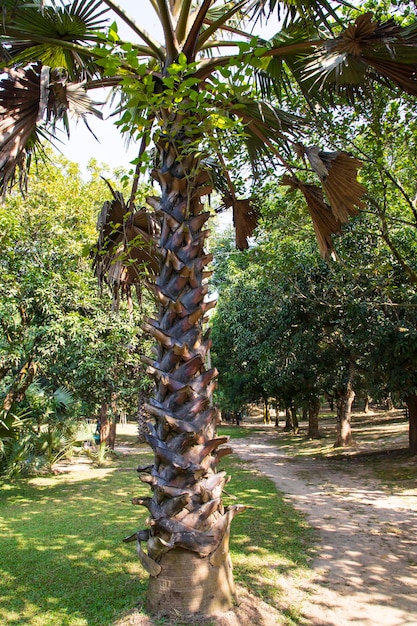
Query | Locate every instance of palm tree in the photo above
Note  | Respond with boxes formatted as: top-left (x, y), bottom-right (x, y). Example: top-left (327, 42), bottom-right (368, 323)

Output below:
top-left (2, 0), bottom-right (417, 617)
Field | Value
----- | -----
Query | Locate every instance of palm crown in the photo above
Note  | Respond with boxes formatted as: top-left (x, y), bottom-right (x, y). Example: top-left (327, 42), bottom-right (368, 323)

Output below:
top-left (2, 1), bottom-right (417, 254)
top-left (2, 0), bottom-right (417, 617)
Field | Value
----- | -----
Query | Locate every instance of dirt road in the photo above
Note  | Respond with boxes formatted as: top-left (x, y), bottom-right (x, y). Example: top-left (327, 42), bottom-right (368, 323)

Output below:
top-left (232, 436), bottom-right (417, 626)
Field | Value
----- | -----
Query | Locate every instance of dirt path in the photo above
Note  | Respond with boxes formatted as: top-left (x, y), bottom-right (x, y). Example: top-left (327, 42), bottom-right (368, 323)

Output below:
top-left (232, 435), bottom-right (417, 626)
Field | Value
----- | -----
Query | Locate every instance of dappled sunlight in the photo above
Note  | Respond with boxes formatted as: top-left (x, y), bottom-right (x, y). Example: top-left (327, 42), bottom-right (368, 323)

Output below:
top-left (0, 456), bottom-right (150, 626)
top-left (233, 424), bottom-right (417, 625)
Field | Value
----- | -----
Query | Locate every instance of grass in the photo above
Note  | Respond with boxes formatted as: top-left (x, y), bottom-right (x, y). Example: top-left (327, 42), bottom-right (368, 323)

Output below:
top-left (0, 450), bottom-right (151, 626)
top-left (223, 456), bottom-right (315, 606)
top-left (0, 428), bottom-right (315, 626)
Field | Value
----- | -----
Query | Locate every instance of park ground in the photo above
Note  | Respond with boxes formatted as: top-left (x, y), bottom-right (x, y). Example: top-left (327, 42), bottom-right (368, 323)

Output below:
top-left (114, 406), bottom-right (417, 626)
top-left (1, 407), bottom-right (417, 626)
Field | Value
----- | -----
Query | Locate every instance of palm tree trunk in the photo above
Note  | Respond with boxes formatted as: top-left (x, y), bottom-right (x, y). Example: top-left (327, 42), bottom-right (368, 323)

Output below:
top-left (2, 359), bottom-right (37, 412)
top-left (131, 129), bottom-right (243, 616)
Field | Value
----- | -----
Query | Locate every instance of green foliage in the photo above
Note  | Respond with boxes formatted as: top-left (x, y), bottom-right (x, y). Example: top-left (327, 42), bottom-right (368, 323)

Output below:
top-left (0, 153), bottom-right (153, 476)
top-left (211, 165), bottom-right (417, 411)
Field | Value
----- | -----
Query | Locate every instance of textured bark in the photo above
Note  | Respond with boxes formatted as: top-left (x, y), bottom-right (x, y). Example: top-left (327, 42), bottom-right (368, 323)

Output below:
top-left (291, 405), bottom-right (299, 433)
top-left (146, 548), bottom-right (236, 616)
top-left (263, 397), bottom-right (271, 423)
top-left (284, 407), bottom-right (292, 431)
top-left (137, 394), bottom-right (149, 444)
top-left (127, 128), bottom-right (244, 615)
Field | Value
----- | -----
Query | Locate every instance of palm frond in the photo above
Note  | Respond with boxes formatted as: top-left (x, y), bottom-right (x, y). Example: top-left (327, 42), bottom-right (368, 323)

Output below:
top-left (93, 183), bottom-right (159, 309)
top-left (0, 66), bottom-right (41, 195)
top-left (251, 0), bottom-right (353, 33)
top-left (225, 97), bottom-right (303, 174)
top-left (0, 64), bottom-right (103, 195)
top-left (304, 13), bottom-right (417, 99)
top-left (280, 174), bottom-right (342, 257)
top-left (232, 197), bottom-right (259, 251)
top-left (302, 146), bottom-right (365, 222)
top-left (52, 385), bottom-right (74, 409)
top-left (1, 0), bottom-right (108, 78)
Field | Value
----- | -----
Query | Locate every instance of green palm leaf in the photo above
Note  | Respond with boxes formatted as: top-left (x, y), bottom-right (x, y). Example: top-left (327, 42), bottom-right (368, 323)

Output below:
top-left (1, 0), bottom-right (108, 77)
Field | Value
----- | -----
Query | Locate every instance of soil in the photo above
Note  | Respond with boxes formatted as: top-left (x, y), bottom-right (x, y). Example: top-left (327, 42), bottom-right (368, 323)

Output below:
top-left (111, 409), bottom-right (417, 625)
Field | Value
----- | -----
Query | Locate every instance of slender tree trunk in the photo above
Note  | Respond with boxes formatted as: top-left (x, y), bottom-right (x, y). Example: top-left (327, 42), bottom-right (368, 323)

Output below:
top-left (273, 399), bottom-right (279, 428)
top-left (307, 397), bottom-right (321, 438)
top-left (405, 393), bottom-right (417, 455)
top-left (107, 419), bottom-right (117, 450)
top-left (291, 404), bottom-right (299, 433)
top-left (2, 359), bottom-right (37, 412)
top-left (263, 397), bottom-right (270, 424)
top-left (386, 394), bottom-right (394, 411)
top-left (325, 391), bottom-right (335, 411)
top-left (284, 407), bottom-right (292, 431)
top-left (334, 382), bottom-right (355, 447)
top-left (99, 401), bottom-right (110, 444)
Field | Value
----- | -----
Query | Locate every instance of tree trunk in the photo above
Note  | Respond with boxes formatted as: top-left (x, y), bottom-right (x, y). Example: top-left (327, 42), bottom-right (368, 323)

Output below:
top-left (325, 392), bottom-right (335, 411)
top-left (334, 383), bottom-right (355, 447)
top-left (284, 407), bottom-right (292, 431)
top-left (291, 405), bottom-right (299, 433)
top-left (2, 359), bottom-right (37, 412)
top-left (263, 397), bottom-right (270, 424)
top-left (273, 399), bottom-right (279, 428)
top-left (405, 393), bottom-right (417, 455)
top-left (99, 401), bottom-right (110, 444)
top-left (137, 393), bottom-right (148, 443)
top-left (307, 397), bottom-right (321, 438)
top-left (147, 548), bottom-right (235, 616)
top-left (127, 125), bottom-right (244, 616)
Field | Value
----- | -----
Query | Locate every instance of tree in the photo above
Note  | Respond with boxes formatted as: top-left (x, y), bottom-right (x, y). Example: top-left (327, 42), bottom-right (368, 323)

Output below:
top-left (2, 0), bottom-right (417, 617)
top-left (0, 154), bottom-right (152, 471)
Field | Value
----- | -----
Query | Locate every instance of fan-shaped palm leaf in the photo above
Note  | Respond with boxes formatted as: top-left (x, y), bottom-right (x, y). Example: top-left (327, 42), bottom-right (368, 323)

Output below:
top-left (0, 64), bottom-right (102, 194)
top-left (280, 173), bottom-right (343, 257)
top-left (302, 146), bottom-right (365, 222)
top-left (1, 0), bottom-right (108, 78)
top-left (303, 13), bottom-right (417, 98)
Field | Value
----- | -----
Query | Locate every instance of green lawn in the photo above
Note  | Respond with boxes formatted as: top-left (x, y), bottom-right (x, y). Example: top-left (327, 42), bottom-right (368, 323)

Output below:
top-left (0, 442), bottom-right (315, 626)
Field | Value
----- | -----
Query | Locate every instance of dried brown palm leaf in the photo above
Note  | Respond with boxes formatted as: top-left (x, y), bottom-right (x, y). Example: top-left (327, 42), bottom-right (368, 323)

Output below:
top-left (222, 194), bottom-right (260, 250)
top-left (0, 66), bottom-right (40, 195)
top-left (0, 64), bottom-right (103, 196)
top-left (93, 185), bottom-right (159, 309)
top-left (333, 13), bottom-right (417, 96)
top-left (280, 174), bottom-right (343, 258)
top-left (303, 147), bottom-right (365, 223)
